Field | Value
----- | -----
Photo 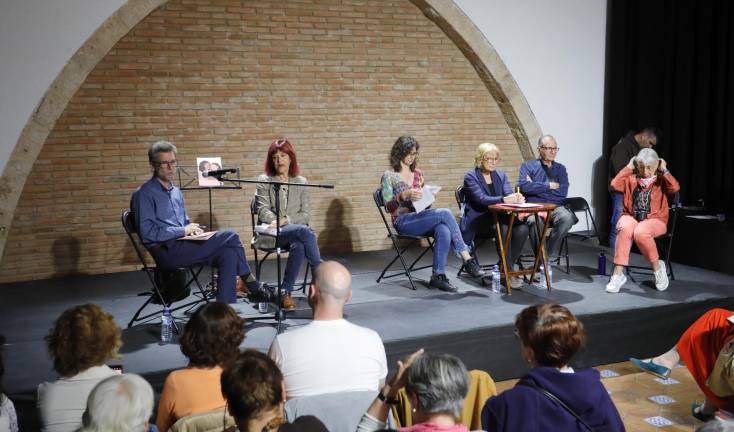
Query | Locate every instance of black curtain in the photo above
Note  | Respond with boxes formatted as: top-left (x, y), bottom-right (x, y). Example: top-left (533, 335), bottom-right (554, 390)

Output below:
top-left (603, 0), bottom-right (734, 217)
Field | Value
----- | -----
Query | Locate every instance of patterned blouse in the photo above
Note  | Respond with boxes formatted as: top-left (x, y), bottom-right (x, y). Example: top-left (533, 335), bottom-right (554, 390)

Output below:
top-left (380, 169), bottom-right (424, 225)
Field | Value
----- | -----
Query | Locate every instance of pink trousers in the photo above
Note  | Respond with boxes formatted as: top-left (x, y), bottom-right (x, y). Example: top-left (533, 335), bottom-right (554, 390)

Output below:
top-left (613, 214), bottom-right (667, 266)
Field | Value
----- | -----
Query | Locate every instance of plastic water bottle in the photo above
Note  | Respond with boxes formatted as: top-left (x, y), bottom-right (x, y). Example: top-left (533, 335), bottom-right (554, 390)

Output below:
top-left (597, 251), bottom-right (606, 275)
top-left (491, 265), bottom-right (501, 293)
top-left (538, 265), bottom-right (552, 288)
top-left (161, 307), bottom-right (173, 344)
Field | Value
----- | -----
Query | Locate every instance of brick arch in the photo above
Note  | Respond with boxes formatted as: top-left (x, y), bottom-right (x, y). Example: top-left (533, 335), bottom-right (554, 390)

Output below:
top-left (0, 0), bottom-right (539, 280)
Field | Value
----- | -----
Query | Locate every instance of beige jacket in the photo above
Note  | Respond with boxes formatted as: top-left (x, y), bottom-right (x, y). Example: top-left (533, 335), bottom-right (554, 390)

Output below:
top-left (253, 174), bottom-right (310, 249)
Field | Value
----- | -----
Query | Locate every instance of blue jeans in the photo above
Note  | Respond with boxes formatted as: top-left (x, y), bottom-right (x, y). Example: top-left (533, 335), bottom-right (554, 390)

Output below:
top-left (609, 192), bottom-right (624, 249)
top-left (395, 208), bottom-right (469, 275)
top-left (276, 224), bottom-right (322, 293)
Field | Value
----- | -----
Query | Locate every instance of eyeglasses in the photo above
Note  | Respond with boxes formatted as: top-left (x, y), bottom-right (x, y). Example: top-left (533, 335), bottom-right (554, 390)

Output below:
top-left (274, 138), bottom-right (289, 148)
top-left (540, 146), bottom-right (559, 152)
top-left (154, 160), bottom-right (178, 168)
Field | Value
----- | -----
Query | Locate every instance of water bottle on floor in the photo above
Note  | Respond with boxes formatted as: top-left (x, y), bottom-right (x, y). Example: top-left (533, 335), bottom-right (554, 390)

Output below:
top-left (161, 306), bottom-right (172, 344)
top-left (491, 265), bottom-right (501, 293)
top-left (597, 251), bottom-right (606, 275)
top-left (538, 265), bottom-right (552, 288)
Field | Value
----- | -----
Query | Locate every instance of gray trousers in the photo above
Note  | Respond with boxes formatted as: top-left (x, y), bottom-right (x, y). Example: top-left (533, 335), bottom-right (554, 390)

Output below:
top-left (527, 205), bottom-right (576, 258)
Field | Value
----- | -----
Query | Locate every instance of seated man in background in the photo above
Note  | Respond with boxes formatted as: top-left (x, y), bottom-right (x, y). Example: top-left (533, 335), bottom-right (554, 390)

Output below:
top-left (268, 261), bottom-right (387, 398)
top-left (131, 140), bottom-right (260, 304)
top-left (518, 135), bottom-right (576, 261)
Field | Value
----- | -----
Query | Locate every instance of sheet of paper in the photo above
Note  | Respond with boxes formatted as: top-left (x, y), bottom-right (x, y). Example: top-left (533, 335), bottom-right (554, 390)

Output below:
top-left (413, 185), bottom-right (441, 213)
top-left (500, 202), bottom-right (543, 208)
top-left (177, 230), bottom-right (217, 241)
top-left (254, 223), bottom-right (277, 236)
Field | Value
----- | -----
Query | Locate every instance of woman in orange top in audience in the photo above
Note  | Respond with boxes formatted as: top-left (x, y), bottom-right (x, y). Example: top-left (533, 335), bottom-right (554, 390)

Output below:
top-left (156, 302), bottom-right (245, 432)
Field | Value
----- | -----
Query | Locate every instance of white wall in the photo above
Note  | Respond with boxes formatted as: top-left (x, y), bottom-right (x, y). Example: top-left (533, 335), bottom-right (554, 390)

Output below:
top-left (0, 0), bottom-right (607, 210)
top-left (456, 0), bottom-right (607, 210)
top-left (0, 0), bottom-right (126, 172)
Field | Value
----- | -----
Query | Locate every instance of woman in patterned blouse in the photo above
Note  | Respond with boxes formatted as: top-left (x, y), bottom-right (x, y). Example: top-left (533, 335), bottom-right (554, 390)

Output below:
top-left (380, 136), bottom-right (485, 292)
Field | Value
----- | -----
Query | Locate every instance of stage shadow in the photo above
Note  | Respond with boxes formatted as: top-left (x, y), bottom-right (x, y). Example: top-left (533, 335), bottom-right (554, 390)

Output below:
top-left (119, 324), bottom-right (175, 354)
top-left (51, 236), bottom-right (87, 279)
top-left (500, 286), bottom-right (585, 305)
top-left (318, 198), bottom-right (360, 254)
top-left (619, 278), bottom-right (730, 302)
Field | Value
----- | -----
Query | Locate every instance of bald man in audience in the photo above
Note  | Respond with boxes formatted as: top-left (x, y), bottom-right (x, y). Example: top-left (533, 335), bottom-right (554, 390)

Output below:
top-left (268, 261), bottom-right (388, 398)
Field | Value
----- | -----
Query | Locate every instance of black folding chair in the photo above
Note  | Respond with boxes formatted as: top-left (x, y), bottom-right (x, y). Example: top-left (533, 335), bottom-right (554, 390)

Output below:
top-left (626, 192), bottom-right (680, 281)
top-left (454, 185), bottom-right (496, 277)
top-left (545, 196), bottom-right (600, 274)
top-left (373, 189), bottom-right (434, 290)
top-left (249, 197), bottom-right (311, 295)
top-left (122, 210), bottom-right (211, 331)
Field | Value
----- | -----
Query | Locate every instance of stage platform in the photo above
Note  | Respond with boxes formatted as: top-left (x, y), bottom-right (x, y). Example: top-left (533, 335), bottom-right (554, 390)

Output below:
top-left (2, 238), bottom-right (734, 429)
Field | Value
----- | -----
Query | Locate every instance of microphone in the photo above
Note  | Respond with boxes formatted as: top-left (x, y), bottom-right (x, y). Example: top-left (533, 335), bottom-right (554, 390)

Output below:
top-left (204, 168), bottom-right (237, 178)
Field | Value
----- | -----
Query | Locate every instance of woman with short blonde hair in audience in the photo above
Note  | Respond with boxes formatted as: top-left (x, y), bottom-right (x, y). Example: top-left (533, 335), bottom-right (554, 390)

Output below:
top-left (482, 304), bottom-right (624, 431)
top-left (156, 301), bottom-right (245, 432)
top-left (76, 373), bottom-right (153, 432)
top-left (38, 304), bottom-right (121, 432)
top-left (221, 349), bottom-right (328, 432)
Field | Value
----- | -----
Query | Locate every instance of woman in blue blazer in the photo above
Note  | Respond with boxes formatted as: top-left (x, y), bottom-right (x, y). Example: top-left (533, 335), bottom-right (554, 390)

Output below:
top-left (461, 143), bottom-right (529, 287)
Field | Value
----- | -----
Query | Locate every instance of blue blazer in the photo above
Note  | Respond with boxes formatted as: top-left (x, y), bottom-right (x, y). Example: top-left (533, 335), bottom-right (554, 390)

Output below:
top-left (460, 168), bottom-right (514, 245)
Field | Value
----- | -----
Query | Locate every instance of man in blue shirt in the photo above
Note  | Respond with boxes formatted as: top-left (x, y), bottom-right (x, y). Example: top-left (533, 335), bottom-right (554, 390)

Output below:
top-left (518, 135), bottom-right (576, 260)
top-left (131, 140), bottom-right (260, 304)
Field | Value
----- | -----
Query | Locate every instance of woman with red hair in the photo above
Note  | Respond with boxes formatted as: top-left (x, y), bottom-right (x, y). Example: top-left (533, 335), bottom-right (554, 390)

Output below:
top-left (254, 138), bottom-right (322, 310)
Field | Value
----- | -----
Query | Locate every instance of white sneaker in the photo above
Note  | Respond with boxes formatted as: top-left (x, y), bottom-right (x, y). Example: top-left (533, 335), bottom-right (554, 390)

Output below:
top-left (654, 260), bottom-right (669, 291)
top-left (605, 274), bottom-right (627, 293)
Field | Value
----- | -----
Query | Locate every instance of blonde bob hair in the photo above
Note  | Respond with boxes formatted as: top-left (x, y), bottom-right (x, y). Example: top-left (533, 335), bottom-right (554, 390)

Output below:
top-left (474, 143), bottom-right (500, 168)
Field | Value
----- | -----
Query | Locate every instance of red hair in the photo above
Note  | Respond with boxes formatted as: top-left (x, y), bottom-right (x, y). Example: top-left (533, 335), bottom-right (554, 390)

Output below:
top-left (264, 138), bottom-right (300, 177)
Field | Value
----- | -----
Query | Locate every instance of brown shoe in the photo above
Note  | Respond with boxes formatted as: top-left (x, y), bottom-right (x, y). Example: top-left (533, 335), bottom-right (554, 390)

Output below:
top-left (281, 294), bottom-right (296, 311)
top-left (236, 277), bottom-right (250, 298)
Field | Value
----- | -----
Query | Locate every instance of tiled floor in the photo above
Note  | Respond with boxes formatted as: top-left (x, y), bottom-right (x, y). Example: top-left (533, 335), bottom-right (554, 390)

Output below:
top-left (494, 361), bottom-right (706, 431)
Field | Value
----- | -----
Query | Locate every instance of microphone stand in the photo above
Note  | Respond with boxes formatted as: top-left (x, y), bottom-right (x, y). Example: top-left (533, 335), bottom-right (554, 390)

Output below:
top-left (212, 174), bottom-right (334, 333)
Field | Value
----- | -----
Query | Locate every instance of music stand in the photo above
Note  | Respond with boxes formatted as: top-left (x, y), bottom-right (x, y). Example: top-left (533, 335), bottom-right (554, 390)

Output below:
top-left (178, 166), bottom-right (243, 294)
top-left (213, 173), bottom-right (333, 333)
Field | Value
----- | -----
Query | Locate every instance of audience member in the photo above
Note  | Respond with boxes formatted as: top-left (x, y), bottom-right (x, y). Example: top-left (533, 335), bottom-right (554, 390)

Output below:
top-left (357, 349), bottom-right (472, 432)
top-left (254, 138), bottom-right (322, 310)
top-left (268, 261), bottom-right (387, 398)
top-left (221, 350), bottom-right (328, 432)
top-left (605, 148), bottom-right (680, 293)
top-left (381, 135), bottom-right (485, 292)
top-left (518, 135), bottom-right (576, 262)
top-left (631, 308), bottom-right (734, 422)
top-left (461, 142), bottom-right (529, 289)
top-left (77, 374), bottom-right (153, 432)
top-left (481, 304), bottom-right (624, 431)
top-left (156, 301), bottom-right (245, 432)
top-left (608, 127), bottom-right (659, 248)
top-left (38, 304), bottom-right (121, 432)
top-left (697, 418), bottom-right (734, 432)
top-left (0, 335), bottom-right (18, 432)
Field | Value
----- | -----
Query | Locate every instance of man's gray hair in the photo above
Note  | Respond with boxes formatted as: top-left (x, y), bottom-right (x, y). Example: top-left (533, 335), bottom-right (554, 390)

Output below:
top-left (636, 147), bottom-right (660, 168)
top-left (537, 134), bottom-right (555, 147)
top-left (405, 353), bottom-right (469, 419)
top-left (148, 140), bottom-right (178, 163)
top-left (79, 373), bottom-right (154, 432)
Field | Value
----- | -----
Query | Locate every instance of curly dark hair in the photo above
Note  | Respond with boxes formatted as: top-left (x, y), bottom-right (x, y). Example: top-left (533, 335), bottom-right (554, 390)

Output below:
top-left (515, 304), bottom-right (586, 368)
top-left (180, 302), bottom-right (245, 368)
top-left (389, 135), bottom-right (420, 172)
top-left (45, 304), bottom-right (121, 377)
top-left (221, 349), bottom-right (283, 425)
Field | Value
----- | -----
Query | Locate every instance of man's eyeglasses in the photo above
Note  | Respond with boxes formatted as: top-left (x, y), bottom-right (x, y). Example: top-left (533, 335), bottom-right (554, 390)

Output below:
top-left (540, 146), bottom-right (559, 152)
top-left (154, 160), bottom-right (178, 168)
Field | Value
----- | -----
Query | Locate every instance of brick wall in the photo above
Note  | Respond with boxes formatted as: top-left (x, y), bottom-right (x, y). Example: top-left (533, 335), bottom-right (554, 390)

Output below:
top-left (0, 0), bottom-right (524, 283)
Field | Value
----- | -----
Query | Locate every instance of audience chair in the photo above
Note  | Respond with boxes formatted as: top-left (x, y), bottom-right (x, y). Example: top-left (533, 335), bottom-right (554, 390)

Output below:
top-left (168, 408), bottom-right (235, 432)
top-left (249, 197), bottom-right (311, 295)
top-left (121, 210), bottom-right (211, 331)
top-left (454, 185), bottom-right (496, 277)
top-left (626, 192), bottom-right (681, 281)
top-left (373, 188), bottom-right (434, 290)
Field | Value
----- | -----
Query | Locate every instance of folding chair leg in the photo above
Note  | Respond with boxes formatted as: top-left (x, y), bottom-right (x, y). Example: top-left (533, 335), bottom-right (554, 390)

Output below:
top-left (128, 295), bottom-right (154, 328)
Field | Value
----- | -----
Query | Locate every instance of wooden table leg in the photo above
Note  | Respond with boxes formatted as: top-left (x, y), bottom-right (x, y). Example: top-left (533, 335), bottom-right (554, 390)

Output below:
top-left (495, 212), bottom-right (514, 295)
top-left (536, 212), bottom-right (553, 290)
